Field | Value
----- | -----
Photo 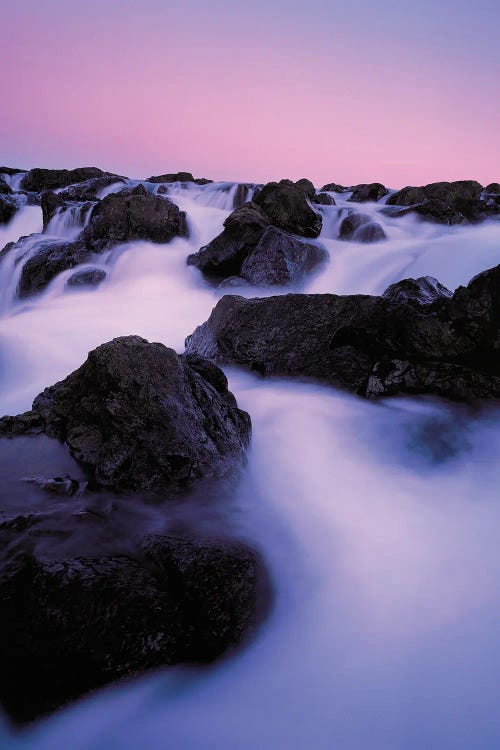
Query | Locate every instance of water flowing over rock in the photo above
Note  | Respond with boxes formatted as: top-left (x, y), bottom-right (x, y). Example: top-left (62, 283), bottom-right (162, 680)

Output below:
top-left (65, 268), bottom-right (107, 289)
top-left (0, 336), bottom-right (251, 491)
top-left (347, 183), bottom-right (388, 202)
top-left (0, 533), bottom-right (268, 723)
top-left (185, 264), bottom-right (500, 401)
top-left (0, 195), bottom-right (18, 224)
top-left (339, 211), bottom-right (386, 242)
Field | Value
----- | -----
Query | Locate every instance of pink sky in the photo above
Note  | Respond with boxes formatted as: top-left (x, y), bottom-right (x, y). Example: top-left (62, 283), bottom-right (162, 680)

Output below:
top-left (2, 0), bottom-right (499, 187)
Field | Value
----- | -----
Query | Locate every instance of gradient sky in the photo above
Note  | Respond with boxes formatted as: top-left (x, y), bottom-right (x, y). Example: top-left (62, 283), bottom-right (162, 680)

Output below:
top-left (2, 0), bottom-right (499, 187)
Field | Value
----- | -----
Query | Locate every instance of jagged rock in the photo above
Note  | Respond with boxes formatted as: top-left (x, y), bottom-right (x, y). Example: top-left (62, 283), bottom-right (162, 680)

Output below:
top-left (0, 195), bottom-right (17, 224)
top-left (65, 268), bottom-right (107, 289)
top-left (348, 183), bottom-right (388, 202)
top-left (233, 184), bottom-right (255, 209)
top-left (382, 277), bottom-right (453, 306)
top-left (385, 180), bottom-right (497, 224)
top-left (56, 176), bottom-right (127, 202)
top-left (0, 336), bottom-right (251, 491)
top-left (0, 166), bottom-right (24, 176)
top-left (184, 264), bottom-right (500, 401)
top-left (252, 179), bottom-right (322, 238)
top-left (484, 183), bottom-right (500, 194)
top-left (22, 167), bottom-right (108, 193)
top-left (18, 240), bottom-right (92, 298)
top-left (339, 211), bottom-right (386, 242)
top-left (313, 192), bottom-right (336, 206)
top-left (0, 533), bottom-right (268, 722)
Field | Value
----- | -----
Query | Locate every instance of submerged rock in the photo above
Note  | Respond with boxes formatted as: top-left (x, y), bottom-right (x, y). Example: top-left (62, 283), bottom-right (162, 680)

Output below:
top-left (65, 268), bottom-right (107, 289)
top-left (313, 192), bottom-right (336, 206)
top-left (347, 183), bottom-right (388, 202)
top-left (339, 211), bottom-right (386, 242)
top-left (0, 336), bottom-right (251, 492)
top-left (0, 533), bottom-right (268, 722)
top-left (185, 264), bottom-right (500, 401)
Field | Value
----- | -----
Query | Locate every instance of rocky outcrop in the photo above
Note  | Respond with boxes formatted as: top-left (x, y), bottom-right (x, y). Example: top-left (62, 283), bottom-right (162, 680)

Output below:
top-left (313, 192), bottom-right (336, 206)
top-left (339, 211), bottom-right (386, 242)
top-left (386, 180), bottom-right (498, 224)
top-left (320, 182), bottom-right (349, 193)
top-left (252, 179), bottom-right (321, 238)
top-left (0, 178), bottom-right (13, 195)
top-left (147, 172), bottom-right (212, 185)
top-left (0, 336), bottom-right (251, 491)
top-left (348, 183), bottom-right (388, 202)
top-left (0, 533), bottom-right (268, 722)
top-left (17, 240), bottom-right (93, 298)
top-left (185, 264), bottom-right (500, 401)
top-left (21, 167), bottom-right (109, 193)
top-left (65, 268), bottom-right (107, 289)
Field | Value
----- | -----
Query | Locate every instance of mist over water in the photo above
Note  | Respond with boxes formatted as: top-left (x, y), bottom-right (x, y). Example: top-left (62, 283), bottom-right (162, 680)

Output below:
top-left (1, 183), bottom-right (500, 749)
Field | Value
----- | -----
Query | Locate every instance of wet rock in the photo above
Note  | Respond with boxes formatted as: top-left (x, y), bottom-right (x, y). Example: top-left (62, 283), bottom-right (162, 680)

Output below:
top-left (0, 195), bottom-right (17, 224)
top-left (0, 178), bottom-right (13, 195)
top-left (313, 192), bottom-right (336, 206)
top-left (484, 183), bottom-right (500, 195)
top-left (81, 184), bottom-right (188, 252)
top-left (382, 277), bottom-right (453, 306)
top-left (22, 167), bottom-right (108, 193)
top-left (0, 166), bottom-right (25, 176)
top-left (218, 276), bottom-right (251, 288)
top-left (56, 176), bottom-right (127, 202)
top-left (18, 240), bottom-right (91, 298)
top-left (386, 180), bottom-right (497, 225)
top-left (0, 336), bottom-right (251, 492)
top-left (239, 226), bottom-right (327, 286)
top-left (348, 183), bottom-right (388, 202)
top-left (339, 211), bottom-right (386, 242)
top-left (320, 182), bottom-right (349, 193)
top-left (65, 268), bottom-right (107, 289)
top-left (25, 474), bottom-right (85, 496)
top-left (252, 179), bottom-right (322, 238)
top-left (147, 172), bottom-right (212, 184)
top-left (233, 183), bottom-right (255, 209)
top-left (185, 263), bottom-right (500, 401)
top-left (0, 533), bottom-right (269, 722)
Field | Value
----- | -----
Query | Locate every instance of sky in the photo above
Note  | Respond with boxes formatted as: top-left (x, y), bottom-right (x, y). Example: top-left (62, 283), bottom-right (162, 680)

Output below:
top-left (1, 0), bottom-right (499, 187)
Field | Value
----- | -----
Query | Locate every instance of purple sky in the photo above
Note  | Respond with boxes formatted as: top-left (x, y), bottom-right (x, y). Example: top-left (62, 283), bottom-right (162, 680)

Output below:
top-left (2, 0), bottom-right (499, 186)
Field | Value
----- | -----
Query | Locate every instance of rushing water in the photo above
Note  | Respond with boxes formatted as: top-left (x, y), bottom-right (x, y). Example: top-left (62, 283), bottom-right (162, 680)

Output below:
top-left (1, 183), bottom-right (500, 749)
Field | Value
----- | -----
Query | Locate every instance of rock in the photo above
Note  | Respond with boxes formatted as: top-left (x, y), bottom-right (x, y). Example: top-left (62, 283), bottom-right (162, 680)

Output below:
top-left (233, 183), bottom-right (254, 209)
top-left (0, 336), bottom-right (251, 491)
top-left (147, 172), bottom-right (212, 184)
top-left (187, 203), bottom-right (270, 279)
top-left (320, 182), bottom-right (349, 193)
top-left (65, 268), bottom-right (106, 289)
top-left (484, 183), bottom-right (500, 195)
top-left (184, 263), bottom-right (500, 401)
top-left (313, 192), bottom-right (336, 206)
top-left (22, 167), bottom-right (107, 193)
top-left (348, 183), bottom-right (388, 202)
top-left (239, 226), bottom-right (327, 286)
top-left (80, 184), bottom-right (188, 252)
top-left (252, 179), bottom-right (322, 238)
top-left (40, 190), bottom-right (66, 227)
top-left (18, 240), bottom-right (92, 298)
top-left (382, 276), bottom-right (453, 306)
top-left (25, 474), bottom-right (84, 496)
top-left (386, 185), bottom-right (428, 206)
top-left (385, 180), bottom-right (497, 225)
top-left (339, 211), bottom-right (386, 242)
top-left (218, 276), bottom-right (251, 289)
top-left (0, 166), bottom-right (25, 176)
top-left (0, 178), bottom-right (13, 195)
top-left (0, 533), bottom-right (268, 722)
top-left (0, 195), bottom-right (17, 224)
top-left (55, 176), bottom-right (127, 202)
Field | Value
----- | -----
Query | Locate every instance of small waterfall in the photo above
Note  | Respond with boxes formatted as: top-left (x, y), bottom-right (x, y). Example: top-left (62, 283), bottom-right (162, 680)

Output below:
top-left (0, 233), bottom-right (65, 312)
top-left (45, 202), bottom-right (94, 240)
top-left (0, 171), bottom-right (26, 191)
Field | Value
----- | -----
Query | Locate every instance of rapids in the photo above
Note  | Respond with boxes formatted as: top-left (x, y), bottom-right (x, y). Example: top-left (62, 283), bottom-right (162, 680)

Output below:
top-left (1, 181), bottom-right (500, 749)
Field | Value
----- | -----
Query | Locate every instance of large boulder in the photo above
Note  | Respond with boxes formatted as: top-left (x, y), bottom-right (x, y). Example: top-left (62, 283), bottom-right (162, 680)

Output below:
top-left (386, 180), bottom-right (497, 224)
top-left (80, 184), bottom-right (187, 252)
top-left (17, 240), bottom-right (92, 298)
top-left (313, 192), bottom-right (336, 206)
top-left (0, 336), bottom-right (251, 491)
top-left (382, 276), bottom-right (452, 306)
top-left (147, 172), bottom-right (212, 185)
top-left (320, 182), bottom-right (349, 193)
top-left (252, 179), bottom-right (322, 238)
top-left (65, 268), bottom-right (106, 289)
top-left (184, 264), bottom-right (500, 401)
top-left (338, 211), bottom-right (386, 242)
top-left (348, 183), bottom-right (388, 202)
top-left (0, 533), bottom-right (268, 722)
top-left (0, 195), bottom-right (17, 224)
top-left (22, 167), bottom-right (107, 193)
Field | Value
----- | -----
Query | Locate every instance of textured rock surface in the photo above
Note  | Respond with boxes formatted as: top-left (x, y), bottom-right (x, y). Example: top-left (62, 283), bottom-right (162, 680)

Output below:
top-left (252, 179), bottom-right (321, 238)
top-left (185, 264), bottom-right (500, 401)
top-left (65, 268), bottom-right (107, 289)
top-left (0, 195), bottom-right (18, 224)
top-left (22, 167), bottom-right (107, 192)
top-left (339, 211), bottom-right (386, 242)
top-left (347, 183), bottom-right (388, 202)
top-left (386, 180), bottom-right (498, 224)
top-left (0, 336), bottom-right (251, 491)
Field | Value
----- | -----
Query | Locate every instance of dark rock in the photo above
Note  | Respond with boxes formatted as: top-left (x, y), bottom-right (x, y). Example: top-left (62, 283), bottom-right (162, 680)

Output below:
top-left (348, 183), bottom-right (388, 202)
top-left (0, 195), bottom-right (17, 224)
top-left (484, 183), bottom-right (500, 194)
top-left (187, 203), bottom-right (270, 278)
top-left (56, 176), bottom-right (127, 203)
top-left (40, 190), bottom-right (66, 227)
top-left (0, 166), bottom-right (25, 177)
top-left (22, 167), bottom-right (107, 193)
top-left (65, 268), bottom-right (107, 289)
top-left (320, 182), bottom-right (349, 193)
top-left (233, 183), bottom-right (254, 209)
top-left (386, 185), bottom-right (428, 206)
top-left (0, 178), bottom-right (13, 195)
top-left (25, 474), bottom-right (84, 496)
top-left (382, 277), bottom-right (453, 306)
top-left (239, 226), bottom-right (327, 286)
top-left (386, 180), bottom-right (496, 225)
top-left (313, 192), bottom-right (336, 206)
top-left (147, 172), bottom-right (212, 184)
top-left (339, 211), bottom-right (386, 242)
top-left (184, 263), bottom-right (500, 401)
top-left (18, 240), bottom-right (92, 298)
top-left (80, 184), bottom-right (188, 252)
top-left (252, 179), bottom-right (322, 238)
top-left (0, 533), bottom-right (268, 722)
top-left (218, 276), bottom-right (250, 288)
top-left (0, 336), bottom-right (251, 491)
top-left (157, 184), bottom-right (169, 195)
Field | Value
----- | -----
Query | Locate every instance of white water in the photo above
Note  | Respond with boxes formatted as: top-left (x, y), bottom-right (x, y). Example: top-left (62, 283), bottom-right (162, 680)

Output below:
top-left (1, 184), bottom-right (500, 749)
